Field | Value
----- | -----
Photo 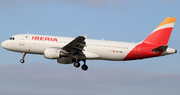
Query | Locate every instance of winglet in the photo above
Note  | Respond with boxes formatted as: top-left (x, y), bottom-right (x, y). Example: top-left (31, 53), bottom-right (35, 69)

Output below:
top-left (84, 34), bottom-right (88, 39)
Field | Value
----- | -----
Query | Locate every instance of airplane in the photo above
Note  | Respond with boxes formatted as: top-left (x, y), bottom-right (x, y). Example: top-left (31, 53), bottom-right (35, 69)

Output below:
top-left (1, 17), bottom-right (177, 71)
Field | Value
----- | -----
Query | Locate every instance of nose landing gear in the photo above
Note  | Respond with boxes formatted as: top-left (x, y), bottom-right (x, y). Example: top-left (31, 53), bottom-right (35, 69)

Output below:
top-left (20, 52), bottom-right (26, 63)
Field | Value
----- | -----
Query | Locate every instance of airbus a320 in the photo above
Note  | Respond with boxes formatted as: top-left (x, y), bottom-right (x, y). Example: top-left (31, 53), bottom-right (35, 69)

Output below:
top-left (1, 17), bottom-right (177, 71)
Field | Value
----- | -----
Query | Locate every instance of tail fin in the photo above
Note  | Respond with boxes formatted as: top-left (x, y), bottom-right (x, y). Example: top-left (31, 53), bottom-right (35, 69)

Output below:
top-left (142, 17), bottom-right (176, 46)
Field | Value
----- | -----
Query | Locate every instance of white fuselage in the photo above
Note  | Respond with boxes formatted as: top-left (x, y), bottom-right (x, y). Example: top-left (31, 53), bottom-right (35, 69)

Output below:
top-left (1, 34), bottom-right (138, 61)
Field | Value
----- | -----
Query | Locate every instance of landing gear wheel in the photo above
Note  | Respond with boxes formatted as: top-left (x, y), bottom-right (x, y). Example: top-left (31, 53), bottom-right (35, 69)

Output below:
top-left (74, 62), bottom-right (80, 68)
top-left (20, 59), bottom-right (25, 63)
top-left (81, 64), bottom-right (88, 71)
top-left (20, 52), bottom-right (26, 63)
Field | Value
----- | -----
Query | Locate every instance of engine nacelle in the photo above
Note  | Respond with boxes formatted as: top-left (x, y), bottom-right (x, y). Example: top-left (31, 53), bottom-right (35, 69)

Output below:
top-left (57, 57), bottom-right (73, 64)
top-left (44, 48), bottom-right (69, 59)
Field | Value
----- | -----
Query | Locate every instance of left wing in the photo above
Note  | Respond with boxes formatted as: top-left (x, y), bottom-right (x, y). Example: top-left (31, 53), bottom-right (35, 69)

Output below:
top-left (62, 35), bottom-right (87, 53)
top-left (61, 34), bottom-right (100, 59)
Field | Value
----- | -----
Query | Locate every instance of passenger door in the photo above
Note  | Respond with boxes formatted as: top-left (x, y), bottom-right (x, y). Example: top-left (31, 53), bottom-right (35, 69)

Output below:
top-left (19, 35), bottom-right (26, 45)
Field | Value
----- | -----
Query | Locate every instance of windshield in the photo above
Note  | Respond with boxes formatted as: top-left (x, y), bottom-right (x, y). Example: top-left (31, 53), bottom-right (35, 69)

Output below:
top-left (9, 37), bottom-right (15, 40)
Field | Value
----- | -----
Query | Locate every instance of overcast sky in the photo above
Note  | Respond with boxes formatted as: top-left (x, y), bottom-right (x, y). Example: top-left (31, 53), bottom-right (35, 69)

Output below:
top-left (0, 0), bottom-right (180, 95)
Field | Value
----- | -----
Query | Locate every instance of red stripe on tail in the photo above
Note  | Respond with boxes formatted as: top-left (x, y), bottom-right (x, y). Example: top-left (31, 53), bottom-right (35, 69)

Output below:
top-left (142, 28), bottom-right (173, 45)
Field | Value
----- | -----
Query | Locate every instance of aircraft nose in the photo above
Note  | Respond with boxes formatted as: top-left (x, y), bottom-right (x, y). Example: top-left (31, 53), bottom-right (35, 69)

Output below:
top-left (1, 41), bottom-right (7, 49)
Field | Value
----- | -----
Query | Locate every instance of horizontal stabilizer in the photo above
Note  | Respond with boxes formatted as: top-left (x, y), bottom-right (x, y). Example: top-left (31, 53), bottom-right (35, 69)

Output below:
top-left (152, 45), bottom-right (168, 52)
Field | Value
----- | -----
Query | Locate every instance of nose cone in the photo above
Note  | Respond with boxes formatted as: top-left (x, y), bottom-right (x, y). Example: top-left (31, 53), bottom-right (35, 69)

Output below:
top-left (1, 41), bottom-right (8, 49)
top-left (1, 41), bottom-right (6, 48)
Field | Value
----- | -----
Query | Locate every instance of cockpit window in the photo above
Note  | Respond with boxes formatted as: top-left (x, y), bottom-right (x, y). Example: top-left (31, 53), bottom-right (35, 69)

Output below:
top-left (9, 37), bottom-right (15, 40)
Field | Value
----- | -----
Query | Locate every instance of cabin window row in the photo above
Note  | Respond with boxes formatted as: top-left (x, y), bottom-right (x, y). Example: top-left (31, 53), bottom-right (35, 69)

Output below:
top-left (28, 39), bottom-right (128, 49)
top-left (86, 44), bottom-right (128, 49)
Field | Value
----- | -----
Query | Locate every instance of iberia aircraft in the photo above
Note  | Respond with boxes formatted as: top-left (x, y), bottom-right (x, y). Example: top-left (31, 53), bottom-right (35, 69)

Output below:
top-left (1, 17), bottom-right (177, 71)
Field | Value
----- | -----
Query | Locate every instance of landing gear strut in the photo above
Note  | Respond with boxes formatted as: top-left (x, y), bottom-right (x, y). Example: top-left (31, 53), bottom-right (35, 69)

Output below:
top-left (20, 52), bottom-right (26, 63)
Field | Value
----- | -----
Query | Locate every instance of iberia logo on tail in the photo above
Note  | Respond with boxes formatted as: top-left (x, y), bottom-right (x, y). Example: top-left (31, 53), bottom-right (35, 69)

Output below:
top-left (142, 17), bottom-right (176, 46)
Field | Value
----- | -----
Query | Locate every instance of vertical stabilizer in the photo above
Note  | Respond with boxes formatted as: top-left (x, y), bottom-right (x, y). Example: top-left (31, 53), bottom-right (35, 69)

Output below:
top-left (142, 17), bottom-right (176, 45)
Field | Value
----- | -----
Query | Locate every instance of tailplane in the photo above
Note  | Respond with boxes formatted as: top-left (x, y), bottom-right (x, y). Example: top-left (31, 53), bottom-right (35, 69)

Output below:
top-left (151, 45), bottom-right (168, 53)
top-left (142, 17), bottom-right (176, 46)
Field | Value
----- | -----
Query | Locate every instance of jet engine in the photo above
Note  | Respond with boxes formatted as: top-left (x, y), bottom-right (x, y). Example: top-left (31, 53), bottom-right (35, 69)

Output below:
top-left (44, 48), bottom-right (69, 59)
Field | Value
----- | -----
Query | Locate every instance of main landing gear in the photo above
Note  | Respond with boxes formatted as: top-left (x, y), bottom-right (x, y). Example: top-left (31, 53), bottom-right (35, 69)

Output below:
top-left (74, 61), bottom-right (80, 68)
top-left (73, 60), bottom-right (88, 71)
top-left (20, 52), bottom-right (26, 63)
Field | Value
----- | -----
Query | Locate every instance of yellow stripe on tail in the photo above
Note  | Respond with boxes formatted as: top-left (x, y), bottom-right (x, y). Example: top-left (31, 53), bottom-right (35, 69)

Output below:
top-left (156, 17), bottom-right (176, 28)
